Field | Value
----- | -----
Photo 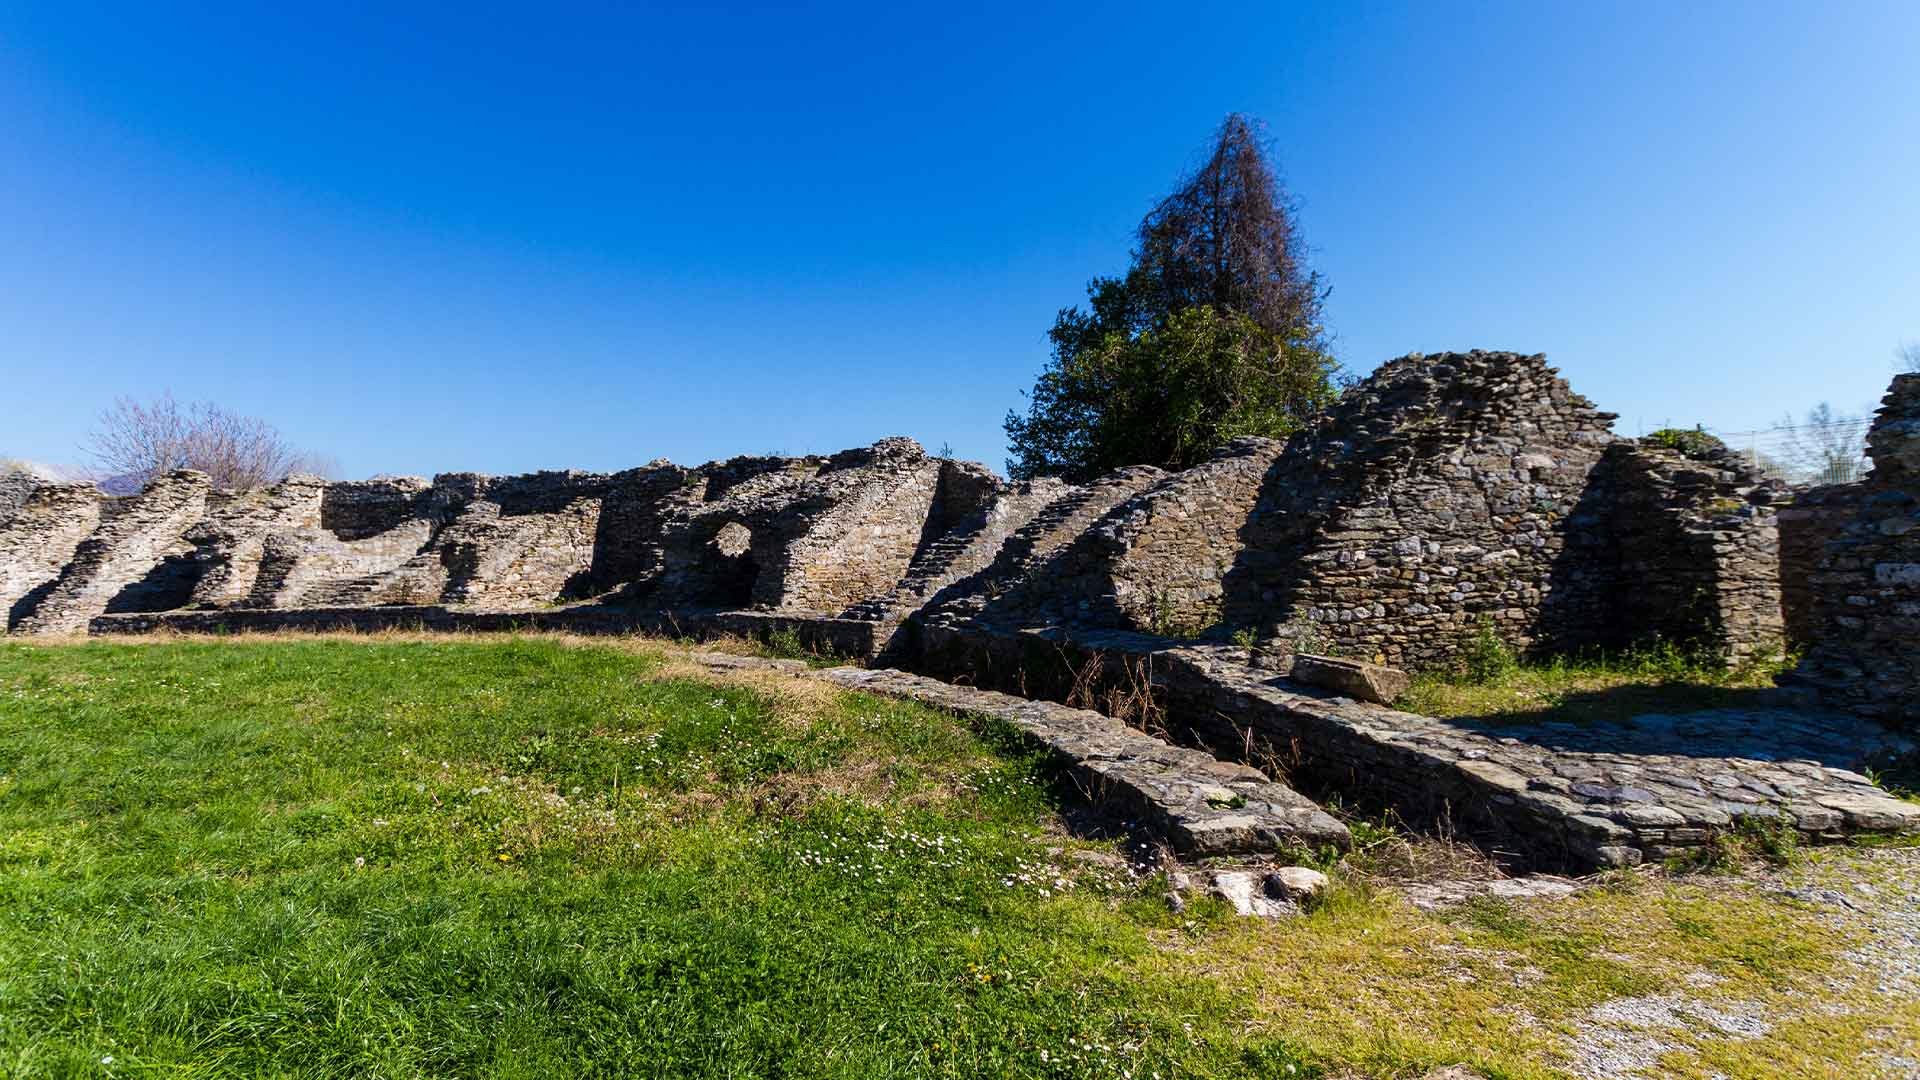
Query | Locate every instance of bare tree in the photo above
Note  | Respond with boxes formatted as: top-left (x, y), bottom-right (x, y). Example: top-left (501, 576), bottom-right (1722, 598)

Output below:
top-left (1773, 402), bottom-right (1869, 485)
top-left (1899, 341), bottom-right (1919, 373)
top-left (85, 393), bottom-right (331, 493)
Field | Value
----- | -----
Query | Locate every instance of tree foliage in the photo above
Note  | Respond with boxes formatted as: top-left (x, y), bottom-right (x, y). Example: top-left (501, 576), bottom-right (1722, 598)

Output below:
top-left (86, 393), bottom-right (334, 494)
top-left (1773, 402), bottom-right (1869, 485)
top-left (1006, 115), bottom-right (1336, 481)
top-left (1899, 341), bottom-right (1919, 374)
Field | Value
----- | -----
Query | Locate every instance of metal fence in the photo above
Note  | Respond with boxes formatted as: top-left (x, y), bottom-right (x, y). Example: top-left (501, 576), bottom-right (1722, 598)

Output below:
top-left (1700, 418), bottom-right (1874, 485)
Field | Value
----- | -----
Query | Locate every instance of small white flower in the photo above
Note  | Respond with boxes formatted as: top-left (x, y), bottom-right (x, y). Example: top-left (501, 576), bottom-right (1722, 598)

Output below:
top-left (101, 1056), bottom-right (114, 1065)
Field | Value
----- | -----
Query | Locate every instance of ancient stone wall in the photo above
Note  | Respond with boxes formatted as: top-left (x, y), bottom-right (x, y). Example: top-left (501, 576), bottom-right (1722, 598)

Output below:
top-left (0, 357), bottom-right (1808, 682)
top-left (1, 481), bottom-right (104, 631)
top-left (15, 470), bottom-right (212, 634)
top-left (1777, 484), bottom-right (1863, 648)
top-left (1601, 441), bottom-right (1788, 663)
top-left (184, 475), bottom-right (328, 607)
top-left (948, 439), bottom-right (1279, 637)
top-left (919, 466), bottom-right (1168, 630)
top-left (1215, 352), bottom-right (1620, 666)
top-left (1790, 374), bottom-right (1920, 726)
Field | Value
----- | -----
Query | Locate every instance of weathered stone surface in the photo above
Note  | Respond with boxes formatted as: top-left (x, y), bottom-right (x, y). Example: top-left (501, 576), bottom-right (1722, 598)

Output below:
top-left (15, 471), bottom-right (211, 634)
top-left (1208, 870), bottom-right (1295, 918)
top-left (814, 666), bottom-right (1352, 856)
top-left (1265, 865), bottom-right (1329, 902)
top-left (1289, 654), bottom-right (1412, 705)
top-left (912, 622), bottom-right (1920, 870)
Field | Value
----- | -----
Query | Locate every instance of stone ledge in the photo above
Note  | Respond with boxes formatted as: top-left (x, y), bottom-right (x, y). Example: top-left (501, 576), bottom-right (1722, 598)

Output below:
top-left (88, 604), bottom-right (884, 659)
top-left (913, 621), bottom-right (1920, 871)
top-left (811, 666), bottom-right (1352, 857)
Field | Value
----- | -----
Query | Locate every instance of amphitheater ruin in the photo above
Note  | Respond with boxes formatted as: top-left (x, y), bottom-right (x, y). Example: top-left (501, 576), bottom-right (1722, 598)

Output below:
top-left (6, 352), bottom-right (1918, 870)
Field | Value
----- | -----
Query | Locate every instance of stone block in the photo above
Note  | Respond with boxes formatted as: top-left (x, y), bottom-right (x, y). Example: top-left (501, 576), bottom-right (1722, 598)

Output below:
top-left (1288, 653), bottom-right (1412, 705)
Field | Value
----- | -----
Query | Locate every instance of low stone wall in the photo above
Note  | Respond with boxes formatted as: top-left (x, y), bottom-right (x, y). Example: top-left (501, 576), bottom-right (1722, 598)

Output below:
top-left (92, 603), bottom-right (884, 659)
top-left (818, 666), bottom-right (1351, 856)
top-left (911, 620), bottom-right (1918, 871)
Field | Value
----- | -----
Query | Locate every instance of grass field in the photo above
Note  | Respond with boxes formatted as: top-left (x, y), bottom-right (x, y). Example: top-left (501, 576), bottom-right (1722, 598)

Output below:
top-left (1, 635), bottom-right (1914, 1079)
top-left (1392, 642), bottom-right (1794, 727)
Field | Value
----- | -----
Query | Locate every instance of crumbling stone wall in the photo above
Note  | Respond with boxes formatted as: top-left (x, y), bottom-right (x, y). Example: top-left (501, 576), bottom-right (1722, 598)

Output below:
top-left (1778, 484), bottom-right (1864, 648)
top-left (1045, 438), bottom-right (1282, 635)
top-left (1602, 441), bottom-right (1788, 663)
top-left (245, 478), bottom-right (437, 608)
top-left (920, 466), bottom-right (1168, 630)
top-left (642, 439), bottom-right (950, 614)
top-left (16, 470), bottom-right (212, 634)
top-left (845, 473), bottom-right (1066, 625)
top-left (944, 439), bottom-right (1280, 637)
top-left (1, 481), bottom-right (104, 631)
top-left (1219, 352), bottom-right (1621, 666)
top-left (1790, 374), bottom-right (1920, 726)
top-left (185, 475), bottom-right (328, 607)
top-left (0, 358), bottom-right (1804, 681)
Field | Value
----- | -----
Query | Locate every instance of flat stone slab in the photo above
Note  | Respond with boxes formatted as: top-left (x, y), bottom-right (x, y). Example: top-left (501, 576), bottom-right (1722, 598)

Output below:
top-left (1289, 653), bottom-right (1411, 705)
top-left (813, 666), bottom-right (1351, 857)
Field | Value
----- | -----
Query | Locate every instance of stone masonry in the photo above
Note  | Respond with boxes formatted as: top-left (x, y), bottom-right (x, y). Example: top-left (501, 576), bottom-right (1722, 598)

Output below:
top-left (16, 357), bottom-right (1920, 866)
top-left (1789, 374), bottom-right (1920, 725)
top-left (1, 480), bottom-right (104, 630)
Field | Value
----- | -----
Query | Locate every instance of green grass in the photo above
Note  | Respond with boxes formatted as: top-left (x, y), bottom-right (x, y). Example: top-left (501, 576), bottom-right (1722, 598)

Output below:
top-left (0, 638), bottom-right (1319, 1079)
top-left (0, 636), bottom-right (1906, 1079)
top-left (1394, 642), bottom-right (1795, 727)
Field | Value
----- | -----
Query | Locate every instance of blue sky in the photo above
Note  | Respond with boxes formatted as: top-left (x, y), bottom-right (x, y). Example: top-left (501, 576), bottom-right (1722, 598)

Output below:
top-left (3, 2), bottom-right (1917, 479)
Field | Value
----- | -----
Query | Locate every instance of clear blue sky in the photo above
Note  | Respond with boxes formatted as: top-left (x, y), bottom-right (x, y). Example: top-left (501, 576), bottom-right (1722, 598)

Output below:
top-left (4, 2), bottom-right (1917, 479)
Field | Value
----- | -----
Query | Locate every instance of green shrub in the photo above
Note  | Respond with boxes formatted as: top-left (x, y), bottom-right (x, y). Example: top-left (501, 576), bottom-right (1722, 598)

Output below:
top-left (1459, 618), bottom-right (1518, 684)
top-left (1644, 427), bottom-right (1728, 461)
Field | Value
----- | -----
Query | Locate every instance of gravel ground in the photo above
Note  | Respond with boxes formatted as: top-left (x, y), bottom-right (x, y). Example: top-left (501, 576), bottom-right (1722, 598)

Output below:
top-left (1565, 845), bottom-right (1920, 1079)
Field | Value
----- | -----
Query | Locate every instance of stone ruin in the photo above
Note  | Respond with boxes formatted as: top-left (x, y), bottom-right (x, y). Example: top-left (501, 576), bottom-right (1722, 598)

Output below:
top-left (6, 352), bottom-right (1916, 869)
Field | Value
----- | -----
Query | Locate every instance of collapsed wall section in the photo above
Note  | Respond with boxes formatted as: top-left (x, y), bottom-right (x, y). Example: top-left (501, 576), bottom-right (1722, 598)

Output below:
top-left (641, 438), bottom-right (950, 614)
top-left (1790, 374), bottom-right (1920, 726)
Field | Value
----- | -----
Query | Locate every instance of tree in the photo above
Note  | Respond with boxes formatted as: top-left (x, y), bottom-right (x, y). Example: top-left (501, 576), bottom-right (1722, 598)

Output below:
top-left (1005, 115), bottom-right (1336, 481)
top-left (1899, 341), bottom-right (1919, 373)
top-left (1773, 402), bottom-right (1868, 484)
top-left (85, 393), bottom-right (333, 493)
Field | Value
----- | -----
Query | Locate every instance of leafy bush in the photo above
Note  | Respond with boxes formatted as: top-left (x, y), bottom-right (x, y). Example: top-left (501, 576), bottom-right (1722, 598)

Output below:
top-left (1644, 427), bottom-right (1728, 462)
top-left (1459, 618), bottom-right (1519, 684)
